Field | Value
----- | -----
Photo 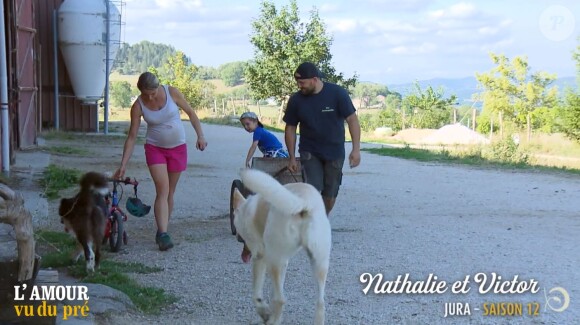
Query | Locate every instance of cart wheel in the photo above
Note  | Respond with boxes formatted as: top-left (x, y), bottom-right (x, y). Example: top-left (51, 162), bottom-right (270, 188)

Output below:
top-left (230, 179), bottom-right (250, 235)
top-left (102, 220), bottom-right (111, 244)
top-left (109, 211), bottom-right (124, 252)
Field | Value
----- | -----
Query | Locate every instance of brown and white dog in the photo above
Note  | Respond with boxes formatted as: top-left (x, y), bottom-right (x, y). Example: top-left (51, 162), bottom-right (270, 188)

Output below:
top-left (233, 169), bottom-right (331, 325)
top-left (58, 172), bottom-right (109, 272)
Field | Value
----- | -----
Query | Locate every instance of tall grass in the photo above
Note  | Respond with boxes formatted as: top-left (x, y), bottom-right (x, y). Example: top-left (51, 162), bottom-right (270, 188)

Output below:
top-left (36, 230), bottom-right (176, 314)
top-left (365, 138), bottom-right (580, 174)
top-left (520, 132), bottom-right (580, 158)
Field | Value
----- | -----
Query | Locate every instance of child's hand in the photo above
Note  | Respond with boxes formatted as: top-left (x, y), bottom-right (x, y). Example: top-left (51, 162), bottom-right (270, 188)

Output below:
top-left (245, 161), bottom-right (251, 168)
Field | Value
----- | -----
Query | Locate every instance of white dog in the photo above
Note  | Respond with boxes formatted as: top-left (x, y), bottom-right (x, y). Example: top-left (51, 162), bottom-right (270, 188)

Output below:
top-left (233, 169), bottom-right (332, 325)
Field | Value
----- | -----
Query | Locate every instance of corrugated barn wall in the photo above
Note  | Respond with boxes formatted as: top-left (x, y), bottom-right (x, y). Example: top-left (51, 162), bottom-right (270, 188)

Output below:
top-left (1, 0), bottom-right (108, 167)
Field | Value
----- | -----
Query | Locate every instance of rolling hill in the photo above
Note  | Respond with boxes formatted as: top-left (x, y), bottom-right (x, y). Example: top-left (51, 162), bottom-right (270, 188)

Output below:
top-left (388, 76), bottom-right (577, 106)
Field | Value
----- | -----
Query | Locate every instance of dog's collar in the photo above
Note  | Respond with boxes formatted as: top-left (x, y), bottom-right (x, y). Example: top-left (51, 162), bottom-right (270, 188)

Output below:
top-left (62, 187), bottom-right (108, 218)
top-left (60, 196), bottom-right (80, 218)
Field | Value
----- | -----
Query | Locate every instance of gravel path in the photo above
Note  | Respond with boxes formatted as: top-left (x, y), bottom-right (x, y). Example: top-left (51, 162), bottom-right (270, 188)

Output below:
top-left (46, 122), bottom-right (579, 325)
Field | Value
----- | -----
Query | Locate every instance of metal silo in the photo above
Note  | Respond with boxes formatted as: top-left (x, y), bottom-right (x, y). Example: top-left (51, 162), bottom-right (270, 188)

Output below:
top-left (58, 0), bottom-right (121, 103)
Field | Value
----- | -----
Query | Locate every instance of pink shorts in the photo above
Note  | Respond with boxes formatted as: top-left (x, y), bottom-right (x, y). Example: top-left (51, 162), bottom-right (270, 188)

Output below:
top-left (144, 143), bottom-right (187, 172)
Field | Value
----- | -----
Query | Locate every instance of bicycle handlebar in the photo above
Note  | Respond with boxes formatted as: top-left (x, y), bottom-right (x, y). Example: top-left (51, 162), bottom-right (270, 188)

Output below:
top-left (108, 177), bottom-right (139, 186)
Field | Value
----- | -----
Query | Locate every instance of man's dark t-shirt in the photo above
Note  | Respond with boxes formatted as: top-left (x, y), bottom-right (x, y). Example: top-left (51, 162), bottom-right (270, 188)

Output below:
top-left (284, 82), bottom-right (356, 160)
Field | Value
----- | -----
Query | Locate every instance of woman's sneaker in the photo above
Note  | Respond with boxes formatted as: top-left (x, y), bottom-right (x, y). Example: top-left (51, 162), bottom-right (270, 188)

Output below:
top-left (157, 233), bottom-right (174, 251)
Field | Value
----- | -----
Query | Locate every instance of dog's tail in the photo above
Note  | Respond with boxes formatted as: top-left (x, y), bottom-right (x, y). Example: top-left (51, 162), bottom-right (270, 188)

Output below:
top-left (80, 172), bottom-right (108, 191)
top-left (240, 169), bottom-right (305, 216)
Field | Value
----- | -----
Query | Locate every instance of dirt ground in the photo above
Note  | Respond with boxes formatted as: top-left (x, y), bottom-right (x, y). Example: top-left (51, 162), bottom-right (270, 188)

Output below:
top-left (38, 121), bottom-right (579, 324)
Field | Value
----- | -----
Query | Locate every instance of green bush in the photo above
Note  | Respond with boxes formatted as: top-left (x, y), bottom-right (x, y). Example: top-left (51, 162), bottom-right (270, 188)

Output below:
top-left (358, 113), bottom-right (377, 132)
top-left (485, 137), bottom-right (529, 165)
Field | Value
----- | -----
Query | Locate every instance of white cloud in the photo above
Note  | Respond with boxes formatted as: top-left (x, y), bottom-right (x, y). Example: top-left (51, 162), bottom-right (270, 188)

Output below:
top-left (479, 38), bottom-right (515, 52)
top-left (329, 2), bottom-right (510, 54)
top-left (447, 2), bottom-right (477, 19)
top-left (361, 0), bottom-right (436, 12)
top-left (319, 3), bottom-right (340, 13)
top-left (153, 0), bottom-right (202, 10)
top-left (478, 26), bottom-right (499, 36)
top-left (328, 19), bottom-right (358, 33)
top-left (121, 0), bottom-right (577, 84)
top-left (390, 42), bottom-right (437, 55)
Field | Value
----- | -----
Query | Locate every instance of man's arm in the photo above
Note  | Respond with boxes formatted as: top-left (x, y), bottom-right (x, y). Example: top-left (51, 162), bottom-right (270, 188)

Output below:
top-left (285, 124), bottom-right (299, 172)
top-left (346, 113), bottom-right (361, 168)
top-left (285, 124), bottom-right (297, 159)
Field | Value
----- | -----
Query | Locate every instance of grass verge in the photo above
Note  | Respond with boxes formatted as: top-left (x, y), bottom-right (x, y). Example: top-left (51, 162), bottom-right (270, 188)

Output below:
top-left (46, 146), bottom-right (90, 156)
top-left (39, 164), bottom-right (81, 199)
top-left (41, 130), bottom-right (79, 141)
top-left (363, 145), bottom-right (580, 175)
top-left (36, 230), bottom-right (177, 314)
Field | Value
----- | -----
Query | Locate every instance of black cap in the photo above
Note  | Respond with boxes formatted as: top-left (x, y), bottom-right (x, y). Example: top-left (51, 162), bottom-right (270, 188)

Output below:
top-left (294, 62), bottom-right (323, 79)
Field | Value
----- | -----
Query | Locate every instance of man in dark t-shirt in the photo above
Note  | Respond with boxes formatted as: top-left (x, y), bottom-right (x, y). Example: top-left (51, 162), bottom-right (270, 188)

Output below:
top-left (284, 62), bottom-right (361, 215)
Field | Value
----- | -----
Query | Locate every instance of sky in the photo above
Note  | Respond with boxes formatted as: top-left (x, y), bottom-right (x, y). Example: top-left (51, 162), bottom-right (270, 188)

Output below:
top-left (120, 0), bottom-right (579, 85)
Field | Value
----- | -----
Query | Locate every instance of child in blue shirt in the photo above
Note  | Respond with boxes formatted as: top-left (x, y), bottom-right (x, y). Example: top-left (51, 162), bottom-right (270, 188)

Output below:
top-left (238, 111), bottom-right (289, 262)
top-left (240, 111), bottom-right (288, 168)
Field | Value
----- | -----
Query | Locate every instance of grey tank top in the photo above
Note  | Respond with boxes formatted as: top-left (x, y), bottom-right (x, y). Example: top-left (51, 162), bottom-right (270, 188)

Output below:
top-left (138, 85), bottom-right (186, 148)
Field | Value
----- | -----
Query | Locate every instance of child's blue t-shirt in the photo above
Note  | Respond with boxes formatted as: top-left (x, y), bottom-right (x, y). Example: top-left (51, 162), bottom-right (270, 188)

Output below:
top-left (253, 127), bottom-right (284, 154)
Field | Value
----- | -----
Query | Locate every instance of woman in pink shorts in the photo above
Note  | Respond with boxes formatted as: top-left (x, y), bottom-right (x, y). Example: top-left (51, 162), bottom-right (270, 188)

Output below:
top-left (114, 72), bottom-right (208, 251)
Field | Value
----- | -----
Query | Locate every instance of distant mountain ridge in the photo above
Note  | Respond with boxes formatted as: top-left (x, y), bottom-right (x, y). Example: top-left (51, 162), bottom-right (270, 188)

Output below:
top-left (387, 76), bottom-right (577, 106)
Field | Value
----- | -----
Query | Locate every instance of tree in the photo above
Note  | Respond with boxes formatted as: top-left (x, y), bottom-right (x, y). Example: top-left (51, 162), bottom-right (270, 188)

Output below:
top-left (149, 51), bottom-right (208, 110)
top-left (110, 81), bottom-right (133, 108)
top-left (113, 41), bottom-right (182, 74)
top-left (384, 93), bottom-right (402, 111)
top-left (476, 53), bottom-right (557, 139)
top-left (561, 38), bottom-right (580, 142)
top-left (196, 66), bottom-right (219, 80)
top-left (575, 36), bottom-right (580, 88)
top-left (245, 0), bottom-right (357, 123)
top-left (506, 56), bottom-right (557, 140)
top-left (218, 61), bottom-right (247, 86)
top-left (562, 91), bottom-right (580, 141)
top-left (401, 82), bottom-right (457, 129)
top-left (353, 82), bottom-right (390, 109)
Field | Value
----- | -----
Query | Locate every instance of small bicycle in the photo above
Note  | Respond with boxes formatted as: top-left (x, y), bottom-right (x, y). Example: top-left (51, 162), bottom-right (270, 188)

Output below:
top-left (104, 177), bottom-right (149, 252)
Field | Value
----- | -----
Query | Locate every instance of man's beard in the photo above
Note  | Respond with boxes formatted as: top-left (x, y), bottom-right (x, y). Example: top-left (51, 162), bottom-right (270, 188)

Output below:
top-left (300, 87), bottom-right (315, 95)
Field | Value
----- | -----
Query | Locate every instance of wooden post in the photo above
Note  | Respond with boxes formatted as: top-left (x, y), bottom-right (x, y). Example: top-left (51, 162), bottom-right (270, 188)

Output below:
top-left (231, 97), bottom-right (236, 116)
top-left (527, 112), bottom-right (531, 142)
top-left (471, 108), bottom-right (476, 131)
top-left (453, 108), bottom-right (457, 124)
top-left (490, 115), bottom-right (494, 141)
top-left (498, 111), bottom-right (503, 139)
top-left (0, 184), bottom-right (35, 282)
top-left (277, 98), bottom-right (286, 126)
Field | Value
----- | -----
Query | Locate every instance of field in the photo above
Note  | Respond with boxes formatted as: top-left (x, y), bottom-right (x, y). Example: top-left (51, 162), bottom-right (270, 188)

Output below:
top-left (109, 72), bottom-right (244, 95)
top-left (107, 73), bottom-right (580, 170)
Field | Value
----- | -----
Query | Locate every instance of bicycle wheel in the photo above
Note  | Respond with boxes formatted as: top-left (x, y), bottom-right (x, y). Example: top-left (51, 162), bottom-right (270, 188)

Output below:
top-left (109, 211), bottom-right (124, 252)
top-left (230, 179), bottom-right (250, 235)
